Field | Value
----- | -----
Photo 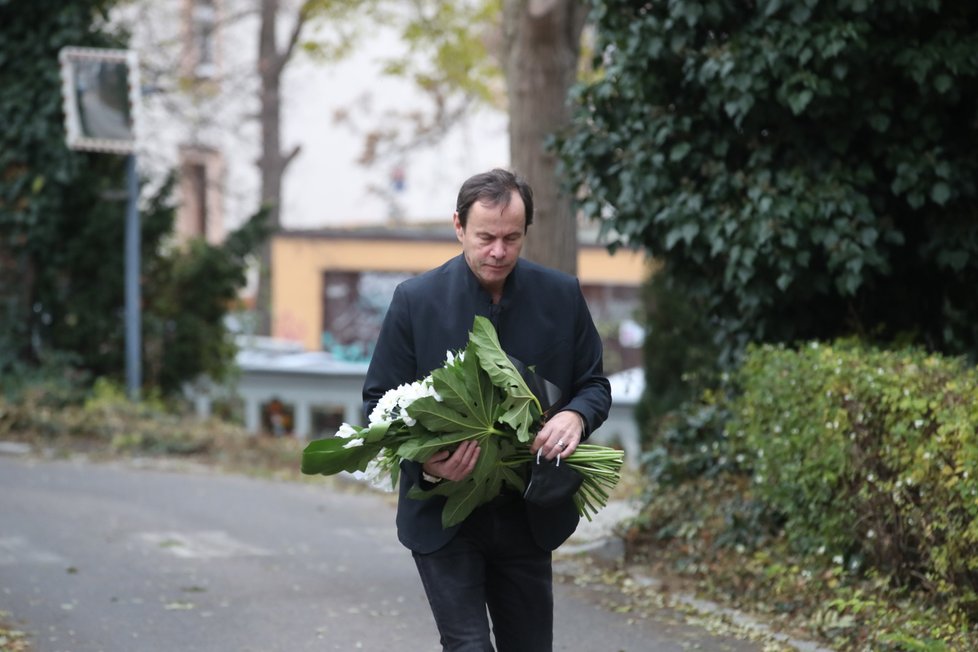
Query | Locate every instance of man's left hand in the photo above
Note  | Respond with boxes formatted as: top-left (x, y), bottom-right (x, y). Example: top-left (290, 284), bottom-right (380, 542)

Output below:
top-left (530, 410), bottom-right (584, 461)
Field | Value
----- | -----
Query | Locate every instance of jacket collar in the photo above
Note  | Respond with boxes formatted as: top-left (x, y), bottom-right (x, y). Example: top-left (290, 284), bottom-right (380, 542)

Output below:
top-left (456, 253), bottom-right (520, 310)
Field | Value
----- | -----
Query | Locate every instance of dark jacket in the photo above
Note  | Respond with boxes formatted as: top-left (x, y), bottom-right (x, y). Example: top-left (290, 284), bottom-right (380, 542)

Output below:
top-left (363, 254), bottom-right (612, 553)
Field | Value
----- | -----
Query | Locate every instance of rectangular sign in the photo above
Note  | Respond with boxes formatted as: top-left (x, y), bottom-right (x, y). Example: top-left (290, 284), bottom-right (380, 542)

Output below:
top-left (59, 47), bottom-right (141, 154)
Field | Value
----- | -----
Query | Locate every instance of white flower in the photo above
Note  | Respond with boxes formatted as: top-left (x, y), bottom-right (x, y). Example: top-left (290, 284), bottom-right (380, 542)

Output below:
top-left (369, 375), bottom-right (443, 424)
top-left (342, 437), bottom-right (364, 449)
top-left (445, 349), bottom-right (465, 365)
top-left (369, 387), bottom-right (401, 424)
top-left (336, 423), bottom-right (359, 439)
top-left (353, 458), bottom-right (397, 493)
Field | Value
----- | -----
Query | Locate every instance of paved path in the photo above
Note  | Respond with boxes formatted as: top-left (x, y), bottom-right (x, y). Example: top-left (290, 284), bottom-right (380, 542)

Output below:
top-left (0, 454), bottom-right (767, 651)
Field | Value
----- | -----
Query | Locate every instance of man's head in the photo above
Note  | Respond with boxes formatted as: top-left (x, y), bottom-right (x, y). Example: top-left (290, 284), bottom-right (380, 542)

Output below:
top-left (454, 168), bottom-right (534, 231)
top-left (453, 169), bottom-right (534, 300)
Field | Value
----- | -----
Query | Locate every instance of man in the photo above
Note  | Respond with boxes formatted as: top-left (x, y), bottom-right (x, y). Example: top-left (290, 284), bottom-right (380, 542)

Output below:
top-left (363, 168), bottom-right (611, 651)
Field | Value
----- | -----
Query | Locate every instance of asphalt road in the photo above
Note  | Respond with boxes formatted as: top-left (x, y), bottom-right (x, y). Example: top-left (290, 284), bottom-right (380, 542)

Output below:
top-left (0, 454), bottom-right (765, 652)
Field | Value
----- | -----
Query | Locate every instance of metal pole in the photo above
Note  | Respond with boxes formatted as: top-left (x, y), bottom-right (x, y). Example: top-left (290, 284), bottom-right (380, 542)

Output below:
top-left (125, 153), bottom-right (141, 401)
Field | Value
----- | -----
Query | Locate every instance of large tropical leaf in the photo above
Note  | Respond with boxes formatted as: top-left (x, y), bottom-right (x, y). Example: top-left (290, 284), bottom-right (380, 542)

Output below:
top-left (396, 428), bottom-right (477, 461)
top-left (429, 356), bottom-right (473, 414)
top-left (439, 435), bottom-right (500, 527)
top-left (301, 437), bottom-right (383, 475)
top-left (467, 316), bottom-right (541, 438)
top-left (406, 395), bottom-right (491, 436)
top-left (461, 339), bottom-right (501, 426)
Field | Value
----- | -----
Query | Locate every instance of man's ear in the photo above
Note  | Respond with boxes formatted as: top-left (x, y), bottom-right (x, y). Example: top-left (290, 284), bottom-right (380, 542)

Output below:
top-left (453, 212), bottom-right (464, 240)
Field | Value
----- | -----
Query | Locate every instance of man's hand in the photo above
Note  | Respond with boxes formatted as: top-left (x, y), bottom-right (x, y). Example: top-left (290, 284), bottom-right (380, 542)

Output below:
top-left (422, 439), bottom-right (480, 482)
top-left (530, 410), bottom-right (585, 461)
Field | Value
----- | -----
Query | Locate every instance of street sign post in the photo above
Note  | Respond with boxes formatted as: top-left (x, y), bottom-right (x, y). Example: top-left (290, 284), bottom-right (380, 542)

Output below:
top-left (59, 47), bottom-right (143, 400)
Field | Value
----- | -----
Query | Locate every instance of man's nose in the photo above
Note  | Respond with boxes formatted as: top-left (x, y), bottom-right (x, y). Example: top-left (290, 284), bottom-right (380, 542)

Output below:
top-left (489, 240), bottom-right (505, 258)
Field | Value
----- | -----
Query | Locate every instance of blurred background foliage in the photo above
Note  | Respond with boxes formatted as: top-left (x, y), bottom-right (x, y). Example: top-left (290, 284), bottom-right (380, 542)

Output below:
top-left (560, 0), bottom-right (978, 367)
top-left (0, 0), bottom-right (268, 400)
top-left (558, 0), bottom-right (978, 647)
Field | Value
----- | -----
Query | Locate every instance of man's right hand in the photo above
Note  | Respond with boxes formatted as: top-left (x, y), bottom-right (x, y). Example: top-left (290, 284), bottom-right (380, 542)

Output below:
top-left (422, 440), bottom-right (480, 482)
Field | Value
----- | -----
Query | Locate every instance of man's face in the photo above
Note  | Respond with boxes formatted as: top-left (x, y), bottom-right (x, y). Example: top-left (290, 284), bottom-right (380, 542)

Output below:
top-left (454, 191), bottom-right (526, 299)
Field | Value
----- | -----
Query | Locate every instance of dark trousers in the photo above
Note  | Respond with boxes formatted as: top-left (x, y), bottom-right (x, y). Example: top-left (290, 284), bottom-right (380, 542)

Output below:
top-left (412, 495), bottom-right (553, 652)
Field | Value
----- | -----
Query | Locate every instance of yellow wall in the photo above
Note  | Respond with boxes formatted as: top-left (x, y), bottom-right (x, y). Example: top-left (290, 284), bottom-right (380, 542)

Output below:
top-left (272, 234), bottom-right (651, 352)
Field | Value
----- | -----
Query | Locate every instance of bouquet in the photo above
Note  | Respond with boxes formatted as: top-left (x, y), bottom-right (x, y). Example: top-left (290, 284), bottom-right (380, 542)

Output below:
top-left (301, 316), bottom-right (624, 528)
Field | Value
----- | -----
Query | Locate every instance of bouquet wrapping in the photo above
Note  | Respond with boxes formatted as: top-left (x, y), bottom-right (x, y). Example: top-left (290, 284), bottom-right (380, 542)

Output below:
top-left (301, 316), bottom-right (624, 528)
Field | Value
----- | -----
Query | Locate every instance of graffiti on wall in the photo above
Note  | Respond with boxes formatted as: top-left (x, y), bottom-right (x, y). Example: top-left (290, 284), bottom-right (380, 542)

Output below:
top-left (321, 270), bottom-right (413, 362)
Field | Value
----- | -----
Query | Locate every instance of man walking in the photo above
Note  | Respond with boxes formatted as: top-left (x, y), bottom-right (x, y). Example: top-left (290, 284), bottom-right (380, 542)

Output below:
top-left (363, 168), bottom-right (611, 651)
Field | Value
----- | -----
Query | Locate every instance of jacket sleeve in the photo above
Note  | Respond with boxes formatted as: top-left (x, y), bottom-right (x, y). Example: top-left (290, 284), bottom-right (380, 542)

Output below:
top-left (561, 285), bottom-right (612, 440)
top-left (362, 284), bottom-right (417, 421)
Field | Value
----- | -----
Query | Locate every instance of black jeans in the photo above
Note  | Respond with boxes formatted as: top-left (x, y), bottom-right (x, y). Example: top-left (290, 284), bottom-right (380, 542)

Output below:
top-left (412, 495), bottom-right (553, 652)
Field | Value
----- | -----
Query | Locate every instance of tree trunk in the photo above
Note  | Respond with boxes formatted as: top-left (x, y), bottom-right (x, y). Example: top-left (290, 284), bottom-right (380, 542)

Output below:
top-left (255, 0), bottom-right (303, 336)
top-left (503, 0), bottom-right (586, 275)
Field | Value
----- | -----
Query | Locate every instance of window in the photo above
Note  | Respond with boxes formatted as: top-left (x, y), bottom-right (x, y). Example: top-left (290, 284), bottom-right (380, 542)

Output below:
top-left (321, 270), bottom-right (413, 362)
top-left (183, 0), bottom-right (219, 80)
top-left (177, 145), bottom-right (225, 243)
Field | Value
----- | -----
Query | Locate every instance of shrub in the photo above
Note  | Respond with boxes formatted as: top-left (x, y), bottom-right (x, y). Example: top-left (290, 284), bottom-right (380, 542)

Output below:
top-left (639, 385), bottom-right (782, 555)
top-left (729, 342), bottom-right (978, 612)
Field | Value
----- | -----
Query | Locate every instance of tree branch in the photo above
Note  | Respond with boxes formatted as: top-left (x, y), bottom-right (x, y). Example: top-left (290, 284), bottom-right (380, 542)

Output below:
top-left (276, 3), bottom-right (310, 75)
top-left (283, 144), bottom-right (302, 171)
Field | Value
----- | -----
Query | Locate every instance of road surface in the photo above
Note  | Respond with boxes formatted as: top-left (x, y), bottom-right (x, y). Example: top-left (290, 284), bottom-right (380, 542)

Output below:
top-left (0, 454), bottom-right (765, 651)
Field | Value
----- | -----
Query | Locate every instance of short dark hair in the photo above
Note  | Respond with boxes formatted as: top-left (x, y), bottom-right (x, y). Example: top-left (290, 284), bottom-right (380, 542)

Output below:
top-left (455, 168), bottom-right (534, 231)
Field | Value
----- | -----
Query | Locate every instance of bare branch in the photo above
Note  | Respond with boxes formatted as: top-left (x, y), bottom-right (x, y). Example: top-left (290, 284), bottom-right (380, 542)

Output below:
top-left (277, 2), bottom-right (311, 74)
top-left (283, 144), bottom-right (302, 171)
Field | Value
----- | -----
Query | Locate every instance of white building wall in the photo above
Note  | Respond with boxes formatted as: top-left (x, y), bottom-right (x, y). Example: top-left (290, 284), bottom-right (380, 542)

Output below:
top-left (117, 0), bottom-right (509, 237)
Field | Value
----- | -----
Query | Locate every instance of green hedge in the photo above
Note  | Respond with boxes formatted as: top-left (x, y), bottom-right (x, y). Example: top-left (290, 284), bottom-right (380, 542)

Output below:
top-left (729, 342), bottom-right (978, 610)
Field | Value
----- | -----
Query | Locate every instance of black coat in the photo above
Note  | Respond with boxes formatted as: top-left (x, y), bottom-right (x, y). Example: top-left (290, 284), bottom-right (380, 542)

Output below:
top-left (363, 254), bottom-right (612, 553)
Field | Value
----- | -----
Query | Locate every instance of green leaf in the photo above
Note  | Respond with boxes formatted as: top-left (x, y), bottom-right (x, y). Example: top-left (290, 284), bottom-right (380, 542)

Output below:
top-left (449, 440), bottom-right (507, 526)
top-left (499, 464), bottom-right (527, 494)
top-left (460, 343), bottom-right (499, 425)
top-left (670, 142), bottom-right (691, 162)
top-left (496, 395), bottom-right (538, 443)
top-left (395, 428), bottom-right (480, 461)
top-left (468, 316), bottom-right (541, 434)
top-left (934, 74), bottom-right (953, 95)
top-left (301, 437), bottom-right (383, 475)
top-left (430, 357), bottom-right (470, 404)
top-left (931, 181), bottom-right (951, 206)
top-left (787, 89), bottom-right (813, 115)
top-left (440, 478), bottom-right (486, 528)
top-left (404, 396), bottom-right (489, 436)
